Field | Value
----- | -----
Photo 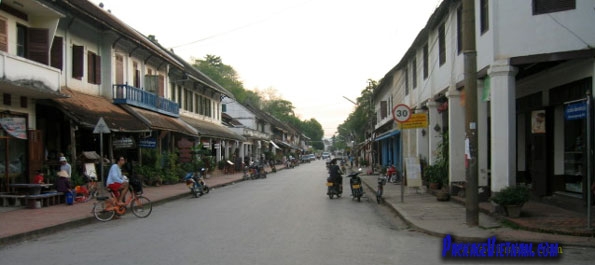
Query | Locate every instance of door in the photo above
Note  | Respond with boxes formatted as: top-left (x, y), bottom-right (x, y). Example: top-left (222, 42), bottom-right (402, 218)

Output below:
top-left (529, 110), bottom-right (548, 196)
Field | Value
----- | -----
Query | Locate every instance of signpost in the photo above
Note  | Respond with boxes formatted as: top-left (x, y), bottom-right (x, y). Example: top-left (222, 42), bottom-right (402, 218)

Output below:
top-left (392, 104), bottom-right (412, 123)
top-left (93, 117), bottom-right (110, 182)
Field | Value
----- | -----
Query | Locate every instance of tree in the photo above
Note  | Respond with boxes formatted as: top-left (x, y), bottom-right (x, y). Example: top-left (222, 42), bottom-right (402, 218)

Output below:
top-left (336, 79), bottom-right (377, 143)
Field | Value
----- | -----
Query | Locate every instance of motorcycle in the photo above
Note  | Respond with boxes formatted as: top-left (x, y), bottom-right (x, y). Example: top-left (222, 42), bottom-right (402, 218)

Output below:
top-left (376, 175), bottom-right (388, 204)
top-left (249, 160), bottom-right (267, 179)
top-left (326, 177), bottom-right (342, 199)
top-left (347, 168), bottom-right (364, 202)
top-left (184, 168), bottom-right (210, 198)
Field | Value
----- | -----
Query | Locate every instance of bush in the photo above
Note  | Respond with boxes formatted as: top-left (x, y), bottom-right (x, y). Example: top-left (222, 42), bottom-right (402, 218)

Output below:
top-left (491, 186), bottom-right (530, 206)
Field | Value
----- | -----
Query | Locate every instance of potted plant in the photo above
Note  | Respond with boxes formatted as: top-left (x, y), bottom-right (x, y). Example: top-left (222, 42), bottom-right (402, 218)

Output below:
top-left (491, 186), bottom-right (530, 218)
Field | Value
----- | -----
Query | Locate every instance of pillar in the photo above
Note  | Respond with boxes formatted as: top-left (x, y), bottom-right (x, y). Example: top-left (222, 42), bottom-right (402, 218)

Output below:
top-left (447, 89), bottom-right (465, 182)
top-left (489, 60), bottom-right (518, 192)
top-left (427, 100), bottom-right (442, 165)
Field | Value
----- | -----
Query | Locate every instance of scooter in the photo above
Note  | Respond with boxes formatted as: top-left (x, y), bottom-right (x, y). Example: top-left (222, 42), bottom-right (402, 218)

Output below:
top-left (184, 168), bottom-right (210, 198)
top-left (347, 168), bottom-right (364, 202)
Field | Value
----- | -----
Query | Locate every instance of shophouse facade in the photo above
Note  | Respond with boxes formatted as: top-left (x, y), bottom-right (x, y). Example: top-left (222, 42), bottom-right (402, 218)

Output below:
top-left (1, 0), bottom-right (247, 187)
top-left (375, 0), bottom-right (595, 208)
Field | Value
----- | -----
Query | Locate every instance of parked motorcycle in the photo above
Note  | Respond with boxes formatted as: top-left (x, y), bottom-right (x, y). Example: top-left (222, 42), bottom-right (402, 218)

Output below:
top-left (246, 160), bottom-right (267, 179)
top-left (376, 175), bottom-right (388, 204)
top-left (184, 168), bottom-right (210, 198)
top-left (347, 168), bottom-right (364, 202)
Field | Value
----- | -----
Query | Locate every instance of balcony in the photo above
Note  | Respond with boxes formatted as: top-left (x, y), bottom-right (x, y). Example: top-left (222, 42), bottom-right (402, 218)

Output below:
top-left (112, 84), bottom-right (179, 117)
top-left (0, 52), bottom-right (61, 98)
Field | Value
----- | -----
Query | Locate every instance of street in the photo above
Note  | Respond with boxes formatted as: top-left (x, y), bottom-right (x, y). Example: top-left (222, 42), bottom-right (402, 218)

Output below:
top-left (1, 160), bottom-right (594, 265)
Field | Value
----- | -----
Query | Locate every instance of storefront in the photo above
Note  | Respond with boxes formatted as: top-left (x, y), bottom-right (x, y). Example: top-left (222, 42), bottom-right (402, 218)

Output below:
top-left (0, 113), bottom-right (28, 191)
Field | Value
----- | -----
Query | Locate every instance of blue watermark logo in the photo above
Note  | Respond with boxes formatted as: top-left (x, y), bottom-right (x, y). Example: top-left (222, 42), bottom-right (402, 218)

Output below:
top-left (442, 235), bottom-right (561, 258)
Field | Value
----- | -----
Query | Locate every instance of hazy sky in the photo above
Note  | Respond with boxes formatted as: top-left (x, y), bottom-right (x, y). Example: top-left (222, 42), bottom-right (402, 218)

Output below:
top-left (91, 0), bottom-right (441, 138)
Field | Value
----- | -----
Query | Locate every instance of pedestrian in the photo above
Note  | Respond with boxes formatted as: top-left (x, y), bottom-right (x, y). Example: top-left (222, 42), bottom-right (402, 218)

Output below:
top-left (55, 170), bottom-right (72, 193)
top-left (59, 156), bottom-right (72, 178)
top-left (33, 170), bottom-right (44, 184)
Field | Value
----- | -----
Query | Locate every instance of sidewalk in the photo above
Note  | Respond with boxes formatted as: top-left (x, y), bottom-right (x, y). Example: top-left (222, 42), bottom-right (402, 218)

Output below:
top-left (1, 165), bottom-right (595, 248)
top-left (358, 171), bottom-right (595, 248)
top-left (0, 169), bottom-right (247, 246)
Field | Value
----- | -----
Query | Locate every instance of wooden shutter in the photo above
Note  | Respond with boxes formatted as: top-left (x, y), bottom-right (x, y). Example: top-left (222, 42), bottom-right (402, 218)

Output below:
top-left (72, 45), bottom-right (84, 79)
top-left (115, 55), bottom-right (124, 84)
top-left (87, 52), bottom-right (101, 84)
top-left (27, 28), bottom-right (49, 65)
top-left (0, 17), bottom-right (7, 52)
top-left (380, 101), bottom-right (388, 119)
top-left (50, 37), bottom-right (63, 70)
top-left (158, 74), bottom-right (165, 97)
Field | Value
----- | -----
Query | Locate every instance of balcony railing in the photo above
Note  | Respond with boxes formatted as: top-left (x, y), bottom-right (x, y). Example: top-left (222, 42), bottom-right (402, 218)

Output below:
top-left (112, 84), bottom-right (179, 117)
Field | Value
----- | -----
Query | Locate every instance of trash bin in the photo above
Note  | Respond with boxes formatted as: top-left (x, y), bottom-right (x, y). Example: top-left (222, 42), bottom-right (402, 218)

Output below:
top-left (65, 191), bottom-right (74, 205)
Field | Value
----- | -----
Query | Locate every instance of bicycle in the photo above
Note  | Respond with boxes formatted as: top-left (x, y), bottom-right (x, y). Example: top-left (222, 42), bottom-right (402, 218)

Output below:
top-left (85, 178), bottom-right (99, 201)
top-left (92, 185), bottom-right (152, 221)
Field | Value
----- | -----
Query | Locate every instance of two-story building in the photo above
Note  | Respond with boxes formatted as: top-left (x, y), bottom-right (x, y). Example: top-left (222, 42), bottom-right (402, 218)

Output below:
top-left (374, 0), bottom-right (595, 208)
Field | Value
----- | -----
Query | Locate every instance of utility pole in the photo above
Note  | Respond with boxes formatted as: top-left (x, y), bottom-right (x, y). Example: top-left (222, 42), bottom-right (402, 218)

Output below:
top-left (463, 0), bottom-right (479, 226)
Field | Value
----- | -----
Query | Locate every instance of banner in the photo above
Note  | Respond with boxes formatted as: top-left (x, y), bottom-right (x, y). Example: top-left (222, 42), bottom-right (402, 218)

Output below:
top-left (0, 117), bottom-right (27, 139)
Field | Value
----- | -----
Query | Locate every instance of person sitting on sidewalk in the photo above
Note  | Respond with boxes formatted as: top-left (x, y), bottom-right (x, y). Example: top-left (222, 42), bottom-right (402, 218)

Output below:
top-left (106, 156), bottom-right (129, 206)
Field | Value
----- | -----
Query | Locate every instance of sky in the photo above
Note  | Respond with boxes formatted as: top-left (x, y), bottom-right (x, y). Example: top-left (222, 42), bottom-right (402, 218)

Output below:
top-left (90, 0), bottom-right (441, 138)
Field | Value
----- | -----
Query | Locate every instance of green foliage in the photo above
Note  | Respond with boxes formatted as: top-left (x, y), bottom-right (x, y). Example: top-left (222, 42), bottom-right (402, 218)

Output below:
top-left (491, 186), bottom-right (530, 206)
top-left (423, 133), bottom-right (449, 186)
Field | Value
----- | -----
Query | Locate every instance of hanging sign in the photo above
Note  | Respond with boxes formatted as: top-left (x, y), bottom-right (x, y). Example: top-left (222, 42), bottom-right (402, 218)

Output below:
top-left (139, 138), bottom-right (157, 148)
top-left (0, 117), bottom-right (27, 139)
top-left (565, 101), bottom-right (587, 121)
top-left (399, 113), bottom-right (428, 129)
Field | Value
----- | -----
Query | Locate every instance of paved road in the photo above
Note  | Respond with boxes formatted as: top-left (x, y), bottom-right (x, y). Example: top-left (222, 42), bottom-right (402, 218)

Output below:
top-left (1, 160), bottom-right (593, 264)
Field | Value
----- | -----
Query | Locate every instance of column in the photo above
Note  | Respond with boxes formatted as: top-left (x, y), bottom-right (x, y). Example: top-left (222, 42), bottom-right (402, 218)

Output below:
top-left (489, 60), bottom-right (518, 192)
top-left (427, 100), bottom-right (442, 165)
top-left (447, 89), bottom-right (465, 182)
top-left (415, 108), bottom-right (429, 163)
top-left (477, 79), bottom-right (489, 186)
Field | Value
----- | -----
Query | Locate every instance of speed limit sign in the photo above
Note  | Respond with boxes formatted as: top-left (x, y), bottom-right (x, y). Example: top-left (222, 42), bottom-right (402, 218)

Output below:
top-left (392, 104), bottom-right (411, 123)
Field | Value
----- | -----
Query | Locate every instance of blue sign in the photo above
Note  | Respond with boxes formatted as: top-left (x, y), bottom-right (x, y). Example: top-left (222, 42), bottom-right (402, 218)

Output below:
top-left (565, 101), bottom-right (587, 121)
top-left (139, 138), bottom-right (157, 148)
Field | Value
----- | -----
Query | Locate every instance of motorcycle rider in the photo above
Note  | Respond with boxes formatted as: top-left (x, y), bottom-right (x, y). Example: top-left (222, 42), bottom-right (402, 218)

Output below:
top-left (328, 158), bottom-right (343, 195)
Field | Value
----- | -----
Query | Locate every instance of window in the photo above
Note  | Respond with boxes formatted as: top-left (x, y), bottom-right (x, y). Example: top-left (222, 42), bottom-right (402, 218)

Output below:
top-left (145, 75), bottom-right (158, 93)
top-left (133, 62), bottom-right (140, 88)
top-left (115, 55), bottom-right (124, 84)
top-left (380, 101), bottom-right (388, 119)
top-left (50, 37), bottom-right (63, 70)
top-left (16, 24), bottom-right (26, 57)
top-left (404, 68), bottom-right (409, 96)
top-left (423, 44), bottom-right (428, 79)
top-left (87, 51), bottom-right (101, 84)
top-left (456, 6), bottom-right (462, 54)
top-left (480, 0), bottom-right (489, 34)
top-left (412, 58), bottom-right (417, 89)
top-left (533, 0), bottom-right (575, 15)
top-left (0, 17), bottom-right (7, 52)
top-left (72, 45), bottom-right (84, 79)
top-left (185, 90), bottom-right (193, 111)
top-left (438, 23), bottom-right (446, 66)
top-left (222, 103), bottom-right (227, 113)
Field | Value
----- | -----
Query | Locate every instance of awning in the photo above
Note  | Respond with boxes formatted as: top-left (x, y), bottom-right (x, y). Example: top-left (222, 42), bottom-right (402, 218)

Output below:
top-left (270, 140), bottom-right (281, 149)
top-left (51, 88), bottom-right (149, 132)
top-left (180, 116), bottom-right (246, 141)
top-left (374, 130), bottom-right (400, 141)
top-left (121, 105), bottom-right (198, 137)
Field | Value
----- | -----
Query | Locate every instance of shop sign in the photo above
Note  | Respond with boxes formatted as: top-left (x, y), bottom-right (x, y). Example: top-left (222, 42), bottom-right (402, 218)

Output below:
top-left (214, 143), bottom-right (220, 149)
top-left (139, 138), bottom-right (157, 148)
top-left (398, 113), bottom-right (428, 129)
top-left (565, 101), bottom-right (587, 121)
top-left (113, 137), bottom-right (135, 149)
top-left (0, 117), bottom-right (27, 139)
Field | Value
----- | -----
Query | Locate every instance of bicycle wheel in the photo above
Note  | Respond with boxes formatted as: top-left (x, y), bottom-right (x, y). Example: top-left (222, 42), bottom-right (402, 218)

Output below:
top-left (93, 201), bottom-right (115, 221)
top-left (131, 196), bottom-right (152, 218)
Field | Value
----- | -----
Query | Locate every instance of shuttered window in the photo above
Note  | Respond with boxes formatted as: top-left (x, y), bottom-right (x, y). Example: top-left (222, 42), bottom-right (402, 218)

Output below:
top-left (158, 74), bottom-right (165, 97)
top-left (115, 55), bottom-right (124, 84)
top-left (438, 23), bottom-right (446, 66)
top-left (27, 28), bottom-right (49, 65)
top-left (72, 45), bottom-right (84, 79)
top-left (87, 51), bottom-right (101, 84)
top-left (480, 0), bottom-right (489, 34)
top-left (412, 58), bottom-right (417, 89)
top-left (0, 17), bottom-right (7, 52)
top-left (423, 44), bottom-right (428, 79)
top-left (533, 0), bottom-right (575, 15)
top-left (380, 101), bottom-right (388, 119)
top-left (50, 37), bottom-right (63, 70)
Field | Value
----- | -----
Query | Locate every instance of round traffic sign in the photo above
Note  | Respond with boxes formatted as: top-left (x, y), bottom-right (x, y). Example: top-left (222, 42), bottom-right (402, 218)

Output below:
top-left (392, 104), bottom-right (411, 123)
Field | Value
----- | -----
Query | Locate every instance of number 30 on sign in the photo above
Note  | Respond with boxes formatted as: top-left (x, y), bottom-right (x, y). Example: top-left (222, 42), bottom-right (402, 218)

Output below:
top-left (392, 104), bottom-right (411, 123)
